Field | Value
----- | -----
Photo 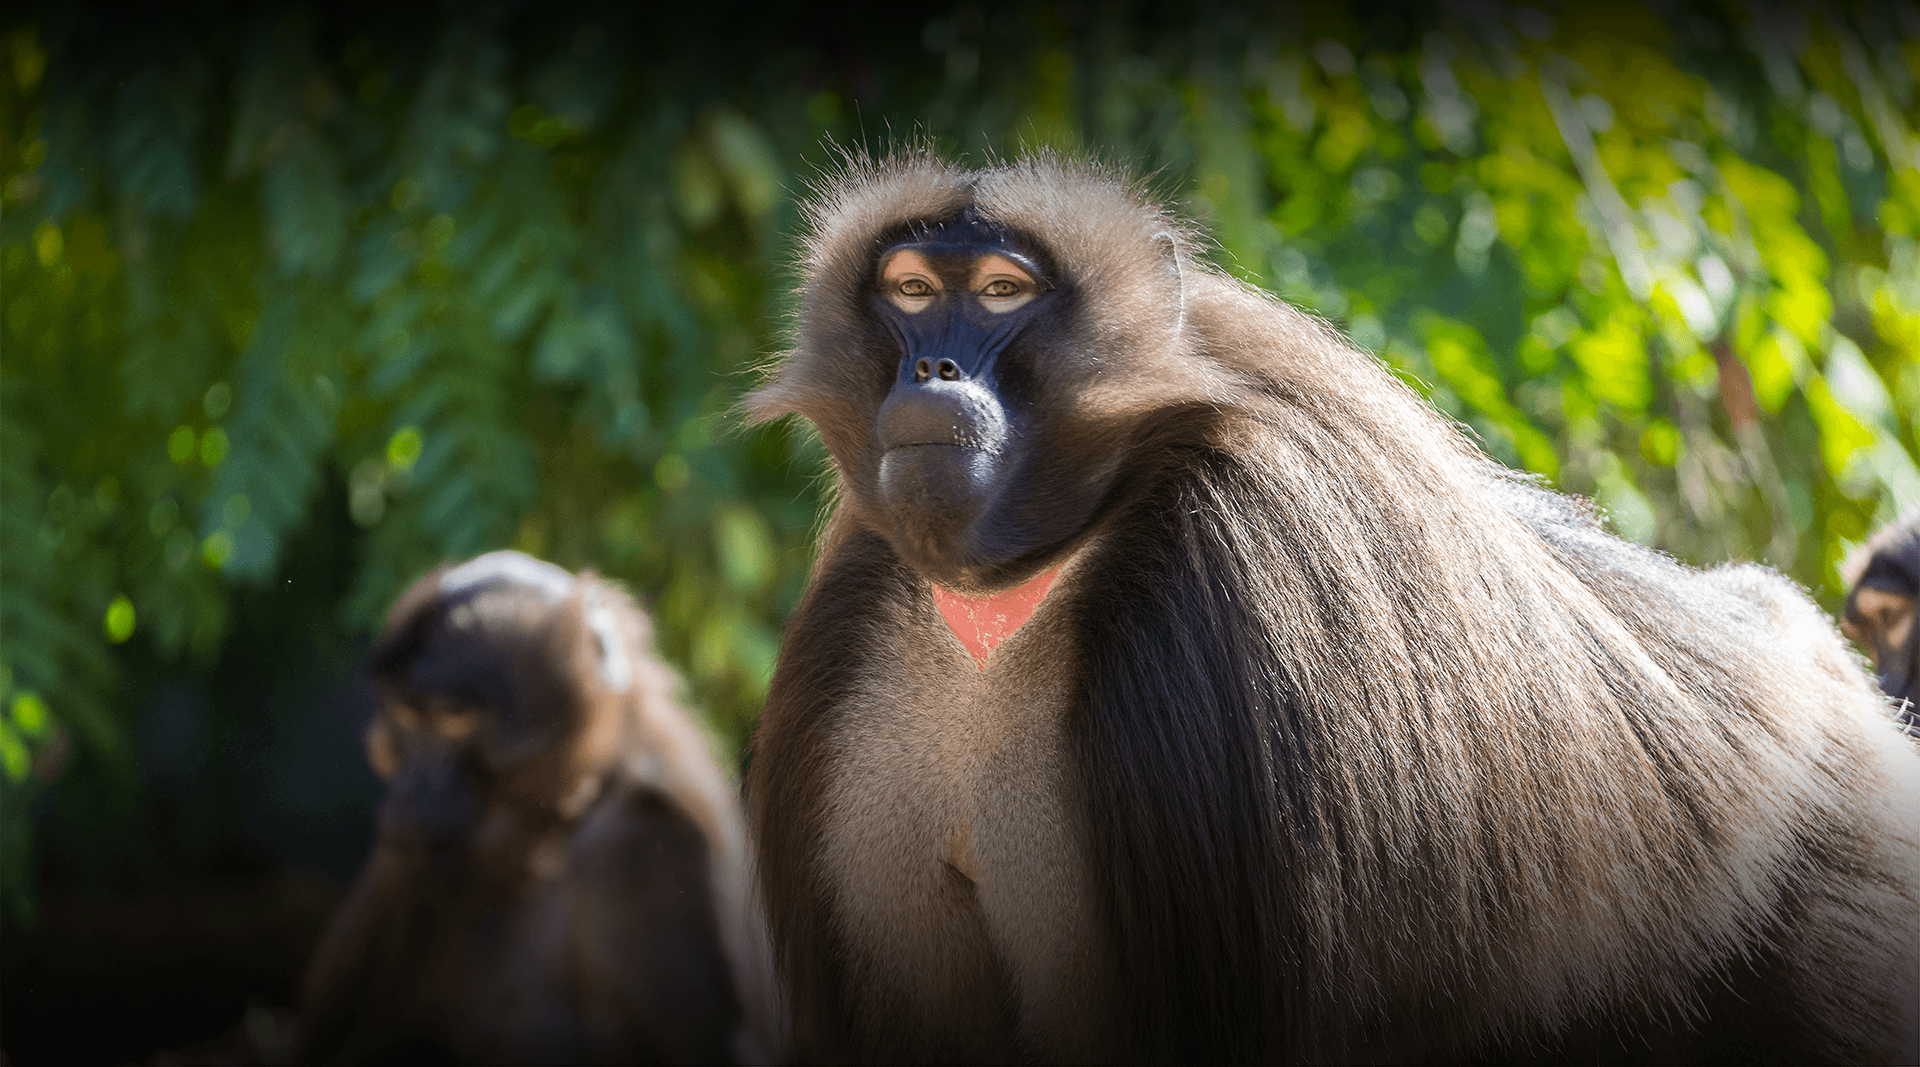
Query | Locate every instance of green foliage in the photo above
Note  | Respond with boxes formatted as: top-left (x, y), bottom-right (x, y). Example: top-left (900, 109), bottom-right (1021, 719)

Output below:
top-left (2, 3), bottom-right (1916, 921)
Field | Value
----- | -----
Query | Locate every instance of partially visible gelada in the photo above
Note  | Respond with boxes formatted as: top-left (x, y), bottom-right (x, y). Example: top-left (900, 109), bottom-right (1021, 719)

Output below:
top-left (299, 551), bottom-right (780, 1065)
top-left (1845, 510), bottom-right (1920, 722)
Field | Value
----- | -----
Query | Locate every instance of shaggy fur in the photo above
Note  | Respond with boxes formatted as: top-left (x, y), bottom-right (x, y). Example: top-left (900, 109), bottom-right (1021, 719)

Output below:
top-left (298, 552), bottom-right (780, 1065)
top-left (745, 155), bottom-right (1920, 1063)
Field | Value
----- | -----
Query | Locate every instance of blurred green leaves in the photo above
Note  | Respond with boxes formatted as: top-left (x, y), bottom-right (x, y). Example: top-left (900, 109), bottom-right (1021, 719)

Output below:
top-left (1, 3), bottom-right (1917, 923)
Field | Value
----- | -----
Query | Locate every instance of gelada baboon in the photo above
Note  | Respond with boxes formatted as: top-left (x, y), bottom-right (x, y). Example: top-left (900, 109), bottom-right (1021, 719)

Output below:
top-left (1844, 511), bottom-right (1920, 723)
top-left (298, 551), bottom-right (779, 1065)
top-left (742, 155), bottom-right (1920, 1063)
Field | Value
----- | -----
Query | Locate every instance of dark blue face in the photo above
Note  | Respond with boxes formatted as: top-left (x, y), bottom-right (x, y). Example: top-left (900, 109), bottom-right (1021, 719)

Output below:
top-left (867, 215), bottom-right (1061, 587)
top-left (872, 220), bottom-right (1055, 394)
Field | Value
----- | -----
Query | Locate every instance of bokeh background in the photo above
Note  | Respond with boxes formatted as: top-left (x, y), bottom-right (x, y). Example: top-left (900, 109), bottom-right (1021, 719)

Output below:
top-left (2, 1), bottom-right (1917, 1061)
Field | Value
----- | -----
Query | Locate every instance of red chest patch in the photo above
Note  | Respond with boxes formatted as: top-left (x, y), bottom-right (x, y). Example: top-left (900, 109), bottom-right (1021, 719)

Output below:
top-left (932, 564), bottom-right (1065, 669)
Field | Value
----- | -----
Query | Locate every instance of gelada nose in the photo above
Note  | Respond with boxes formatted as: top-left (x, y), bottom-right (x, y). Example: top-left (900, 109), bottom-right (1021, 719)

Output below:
top-left (913, 357), bottom-right (964, 383)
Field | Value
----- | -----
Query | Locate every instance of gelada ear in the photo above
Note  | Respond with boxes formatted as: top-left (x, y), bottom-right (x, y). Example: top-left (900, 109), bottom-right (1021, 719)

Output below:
top-left (1151, 231), bottom-right (1185, 333)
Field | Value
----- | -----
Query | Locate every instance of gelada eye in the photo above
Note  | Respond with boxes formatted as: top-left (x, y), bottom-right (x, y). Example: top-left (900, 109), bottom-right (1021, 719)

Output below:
top-left (971, 255), bottom-right (1039, 312)
top-left (880, 248), bottom-right (941, 311)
